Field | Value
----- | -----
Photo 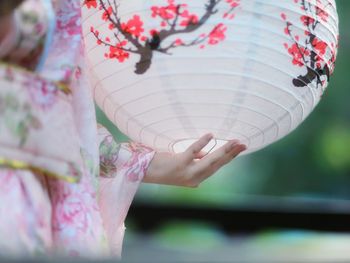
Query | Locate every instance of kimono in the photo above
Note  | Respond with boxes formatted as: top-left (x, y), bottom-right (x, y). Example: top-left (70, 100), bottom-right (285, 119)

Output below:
top-left (0, 0), bottom-right (155, 258)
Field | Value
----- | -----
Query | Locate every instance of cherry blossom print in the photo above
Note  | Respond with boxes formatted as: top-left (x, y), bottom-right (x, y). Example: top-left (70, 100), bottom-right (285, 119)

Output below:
top-left (84, 0), bottom-right (97, 9)
top-left (86, 0), bottom-right (240, 74)
top-left (281, 0), bottom-right (338, 90)
top-left (208, 23), bottom-right (227, 45)
top-left (24, 76), bottom-right (58, 110)
top-left (121, 15), bottom-right (144, 37)
top-left (284, 43), bottom-right (310, 67)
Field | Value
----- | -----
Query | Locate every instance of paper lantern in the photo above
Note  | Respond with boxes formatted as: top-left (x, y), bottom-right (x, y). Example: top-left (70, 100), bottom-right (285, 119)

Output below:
top-left (82, 0), bottom-right (339, 154)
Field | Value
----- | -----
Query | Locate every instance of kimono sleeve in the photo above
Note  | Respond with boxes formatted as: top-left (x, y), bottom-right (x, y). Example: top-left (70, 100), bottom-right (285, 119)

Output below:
top-left (97, 125), bottom-right (155, 256)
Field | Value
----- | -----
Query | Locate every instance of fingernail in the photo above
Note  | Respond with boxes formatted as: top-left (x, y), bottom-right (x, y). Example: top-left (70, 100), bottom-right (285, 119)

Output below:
top-left (240, 144), bottom-right (247, 151)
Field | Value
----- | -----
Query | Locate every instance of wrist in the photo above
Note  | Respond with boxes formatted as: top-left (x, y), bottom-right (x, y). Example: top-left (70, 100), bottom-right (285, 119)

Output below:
top-left (143, 152), bottom-right (174, 184)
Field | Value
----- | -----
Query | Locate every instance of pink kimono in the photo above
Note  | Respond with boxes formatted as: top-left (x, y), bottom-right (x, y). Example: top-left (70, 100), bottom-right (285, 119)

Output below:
top-left (0, 0), bottom-right (155, 258)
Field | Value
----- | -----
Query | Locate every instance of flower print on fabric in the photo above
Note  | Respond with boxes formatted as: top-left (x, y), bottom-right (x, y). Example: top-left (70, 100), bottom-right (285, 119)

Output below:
top-left (84, 0), bottom-right (240, 74)
top-left (56, 0), bottom-right (82, 38)
top-left (122, 142), bottom-right (155, 182)
top-left (23, 75), bottom-right (59, 110)
top-left (0, 92), bottom-right (41, 146)
top-left (48, 174), bottom-right (107, 256)
top-left (40, 0), bottom-right (83, 83)
top-left (281, 0), bottom-right (339, 91)
top-left (0, 67), bottom-right (42, 146)
top-left (99, 133), bottom-right (154, 182)
top-left (97, 126), bottom-right (155, 182)
top-left (0, 169), bottom-right (52, 256)
top-left (99, 134), bottom-right (121, 178)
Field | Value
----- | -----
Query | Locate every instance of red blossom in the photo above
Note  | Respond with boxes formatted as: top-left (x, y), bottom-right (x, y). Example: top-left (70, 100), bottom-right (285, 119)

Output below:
top-left (84, 0), bottom-right (97, 9)
top-left (300, 15), bottom-right (315, 26)
top-left (329, 49), bottom-right (337, 73)
top-left (102, 6), bottom-right (113, 21)
top-left (177, 8), bottom-right (199, 27)
top-left (121, 15), bottom-right (144, 37)
top-left (284, 26), bottom-right (290, 35)
top-left (108, 41), bottom-right (130, 62)
top-left (149, 29), bottom-right (159, 36)
top-left (312, 38), bottom-right (327, 56)
top-left (316, 0), bottom-right (329, 22)
top-left (208, 23), bottom-right (227, 45)
top-left (312, 38), bottom-right (328, 68)
top-left (140, 36), bottom-right (147, 41)
top-left (286, 43), bottom-right (310, 67)
top-left (151, 0), bottom-right (181, 20)
top-left (151, 1), bottom-right (199, 28)
top-left (174, 39), bottom-right (183, 46)
top-left (226, 0), bottom-right (240, 8)
top-left (179, 14), bottom-right (199, 27)
top-left (281, 13), bottom-right (287, 20)
top-left (283, 22), bottom-right (292, 35)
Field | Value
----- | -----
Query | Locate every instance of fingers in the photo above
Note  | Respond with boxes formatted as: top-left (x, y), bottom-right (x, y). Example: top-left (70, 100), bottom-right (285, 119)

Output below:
top-left (191, 140), bottom-right (246, 182)
top-left (212, 141), bottom-right (246, 167)
top-left (205, 140), bottom-right (245, 165)
top-left (183, 133), bottom-right (213, 162)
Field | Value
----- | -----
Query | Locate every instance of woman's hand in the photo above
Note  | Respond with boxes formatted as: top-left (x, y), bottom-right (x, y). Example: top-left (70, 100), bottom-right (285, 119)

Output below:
top-left (143, 134), bottom-right (246, 187)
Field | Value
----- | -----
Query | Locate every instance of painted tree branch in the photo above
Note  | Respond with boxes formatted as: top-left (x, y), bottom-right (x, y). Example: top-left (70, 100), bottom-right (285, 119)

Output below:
top-left (86, 0), bottom-right (240, 74)
top-left (281, 0), bottom-right (337, 90)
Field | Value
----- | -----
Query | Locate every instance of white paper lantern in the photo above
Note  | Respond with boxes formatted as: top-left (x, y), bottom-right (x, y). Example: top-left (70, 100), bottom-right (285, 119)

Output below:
top-left (82, 0), bottom-right (339, 154)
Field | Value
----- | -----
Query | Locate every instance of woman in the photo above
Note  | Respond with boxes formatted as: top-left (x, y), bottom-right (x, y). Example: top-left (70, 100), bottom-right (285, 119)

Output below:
top-left (0, 0), bottom-right (246, 258)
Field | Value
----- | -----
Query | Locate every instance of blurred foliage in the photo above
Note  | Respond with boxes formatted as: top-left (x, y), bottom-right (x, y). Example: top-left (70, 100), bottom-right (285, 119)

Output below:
top-left (151, 221), bottom-right (225, 250)
top-left (97, 0), bottom-right (350, 204)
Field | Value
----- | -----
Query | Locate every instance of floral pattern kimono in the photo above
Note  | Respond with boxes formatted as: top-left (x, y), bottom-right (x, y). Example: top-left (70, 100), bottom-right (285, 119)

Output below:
top-left (0, 0), bottom-right (155, 258)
